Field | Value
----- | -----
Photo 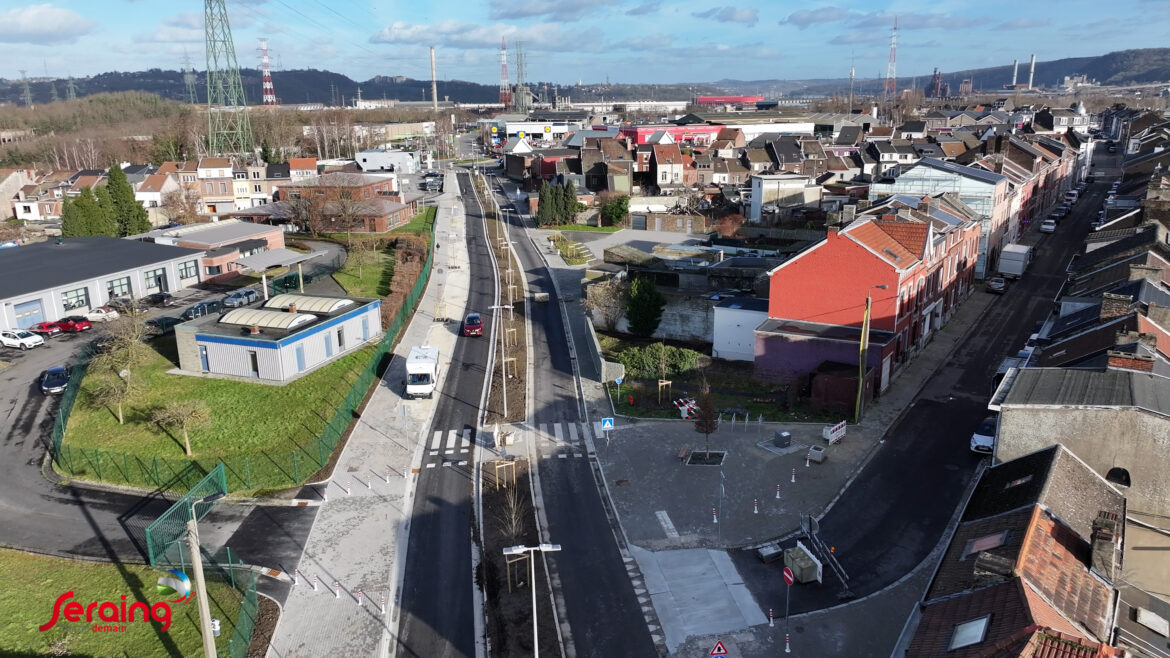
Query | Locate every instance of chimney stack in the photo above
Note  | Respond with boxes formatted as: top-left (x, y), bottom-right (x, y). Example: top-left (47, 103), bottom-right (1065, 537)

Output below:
top-left (249, 325), bottom-right (261, 335)
top-left (1099, 293), bottom-right (1132, 321)
top-left (1011, 59), bottom-right (1018, 87)
top-left (1028, 54), bottom-right (1036, 90)
top-left (288, 304), bottom-right (297, 314)
top-left (430, 46), bottom-right (438, 112)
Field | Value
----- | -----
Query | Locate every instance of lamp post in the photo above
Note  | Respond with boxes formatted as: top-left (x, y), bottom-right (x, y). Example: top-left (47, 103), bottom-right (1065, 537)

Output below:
top-left (854, 285), bottom-right (889, 424)
top-left (502, 543), bottom-right (561, 657)
top-left (188, 491), bottom-right (226, 658)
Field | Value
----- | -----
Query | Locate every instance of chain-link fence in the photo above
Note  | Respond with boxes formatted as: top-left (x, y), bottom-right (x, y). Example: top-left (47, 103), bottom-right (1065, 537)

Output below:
top-left (50, 222), bottom-right (436, 494)
top-left (144, 463), bottom-right (227, 567)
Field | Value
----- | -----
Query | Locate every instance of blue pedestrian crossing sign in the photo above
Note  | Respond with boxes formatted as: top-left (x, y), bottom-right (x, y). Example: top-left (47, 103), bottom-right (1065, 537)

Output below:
top-left (615, 377), bottom-right (623, 385)
top-left (601, 417), bottom-right (615, 431)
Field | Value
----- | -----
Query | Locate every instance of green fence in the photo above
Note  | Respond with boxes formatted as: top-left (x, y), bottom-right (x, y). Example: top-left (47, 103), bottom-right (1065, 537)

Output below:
top-left (144, 463), bottom-right (227, 567)
top-left (50, 220), bottom-right (437, 494)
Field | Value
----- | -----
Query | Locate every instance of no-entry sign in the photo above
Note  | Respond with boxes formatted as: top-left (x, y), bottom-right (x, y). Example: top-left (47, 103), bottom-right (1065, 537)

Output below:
top-left (783, 567), bottom-right (794, 586)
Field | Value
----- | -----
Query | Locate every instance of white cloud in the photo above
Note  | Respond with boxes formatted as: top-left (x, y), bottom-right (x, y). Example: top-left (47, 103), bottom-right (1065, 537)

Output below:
top-left (488, 0), bottom-right (617, 21)
top-left (164, 12), bottom-right (202, 30)
top-left (781, 6), bottom-right (857, 29)
top-left (829, 31), bottom-right (886, 45)
top-left (369, 20), bottom-right (603, 53)
top-left (692, 6), bottom-right (759, 26)
top-left (780, 7), bottom-right (971, 32)
top-left (626, 2), bottom-right (660, 16)
top-left (0, 4), bottom-right (95, 44)
top-left (996, 18), bottom-right (1051, 30)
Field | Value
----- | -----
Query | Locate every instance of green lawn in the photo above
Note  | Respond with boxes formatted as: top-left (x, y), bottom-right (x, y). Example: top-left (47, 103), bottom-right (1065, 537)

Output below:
top-left (60, 344), bottom-right (376, 493)
top-left (541, 223), bottom-right (622, 233)
top-left (332, 245), bottom-right (394, 298)
top-left (550, 233), bottom-right (592, 265)
top-left (391, 206), bottom-right (437, 236)
top-left (0, 549), bottom-right (243, 657)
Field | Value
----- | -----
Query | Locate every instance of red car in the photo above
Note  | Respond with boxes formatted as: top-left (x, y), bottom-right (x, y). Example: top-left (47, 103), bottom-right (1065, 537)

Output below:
top-left (56, 316), bottom-right (93, 332)
top-left (27, 322), bottom-right (63, 338)
top-left (462, 313), bottom-right (483, 337)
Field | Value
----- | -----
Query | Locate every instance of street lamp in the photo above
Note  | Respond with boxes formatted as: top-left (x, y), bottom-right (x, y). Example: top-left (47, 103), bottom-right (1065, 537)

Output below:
top-left (854, 285), bottom-right (889, 424)
top-left (502, 543), bottom-right (561, 657)
top-left (188, 491), bottom-right (226, 658)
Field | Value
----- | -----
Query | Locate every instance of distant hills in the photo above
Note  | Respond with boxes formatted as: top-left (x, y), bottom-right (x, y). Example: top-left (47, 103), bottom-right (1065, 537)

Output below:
top-left (2, 48), bottom-right (1169, 107)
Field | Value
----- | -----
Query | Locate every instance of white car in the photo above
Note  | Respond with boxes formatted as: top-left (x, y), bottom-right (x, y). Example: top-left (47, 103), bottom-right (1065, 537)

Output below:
top-left (86, 306), bottom-right (120, 322)
top-left (970, 416), bottom-right (997, 454)
top-left (1039, 219), bottom-right (1057, 233)
top-left (0, 329), bottom-right (45, 350)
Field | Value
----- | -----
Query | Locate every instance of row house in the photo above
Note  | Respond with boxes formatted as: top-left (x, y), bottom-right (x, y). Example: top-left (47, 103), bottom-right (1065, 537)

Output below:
top-left (134, 174), bottom-right (179, 226)
top-left (867, 140), bottom-right (920, 177)
top-left (289, 157), bottom-right (318, 181)
top-left (755, 192), bottom-right (981, 404)
top-left (870, 158), bottom-right (1009, 279)
top-left (1033, 106), bottom-right (1091, 135)
top-left (196, 157), bottom-right (235, 215)
top-left (15, 170), bottom-right (106, 222)
top-left (0, 168), bottom-right (36, 219)
top-left (650, 143), bottom-right (685, 192)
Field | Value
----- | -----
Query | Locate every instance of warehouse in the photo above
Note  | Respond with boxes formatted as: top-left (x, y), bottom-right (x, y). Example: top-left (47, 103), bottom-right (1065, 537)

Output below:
top-left (0, 236), bottom-right (204, 330)
top-left (175, 293), bottom-right (382, 383)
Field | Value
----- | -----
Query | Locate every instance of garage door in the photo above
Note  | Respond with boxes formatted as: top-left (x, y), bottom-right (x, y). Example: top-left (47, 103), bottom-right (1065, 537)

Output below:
top-left (13, 300), bottom-right (44, 329)
top-left (631, 214), bottom-right (647, 230)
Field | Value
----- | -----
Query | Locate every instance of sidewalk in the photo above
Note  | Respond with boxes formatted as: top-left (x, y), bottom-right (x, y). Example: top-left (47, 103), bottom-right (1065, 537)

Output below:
top-left (266, 173), bottom-right (470, 657)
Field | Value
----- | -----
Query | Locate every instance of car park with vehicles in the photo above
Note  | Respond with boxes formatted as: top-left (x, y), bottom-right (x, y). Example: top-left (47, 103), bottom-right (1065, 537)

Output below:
top-left (39, 366), bottom-right (71, 395)
top-left (0, 329), bottom-right (45, 350)
top-left (27, 322), bottom-right (63, 338)
top-left (85, 306), bottom-right (120, 322)
top-left (462, 313), bottom-right (483, 336)
top-left (56, 316), bottom-right (93, 332)
top-left (223, 289), bottom-right (259, 307)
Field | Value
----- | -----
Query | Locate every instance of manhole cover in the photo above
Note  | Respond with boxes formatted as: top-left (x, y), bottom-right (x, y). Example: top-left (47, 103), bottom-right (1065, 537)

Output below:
top-left (615, 479), bottom-right (629, 486)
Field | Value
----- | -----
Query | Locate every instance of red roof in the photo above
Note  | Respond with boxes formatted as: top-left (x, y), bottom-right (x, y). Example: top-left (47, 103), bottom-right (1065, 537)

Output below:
top-left (873, 218), bottom-right (929, 257)
top-left (289, 157), bottom-right (317, 171)
top-left (844, 219), bottom-right (917, 267)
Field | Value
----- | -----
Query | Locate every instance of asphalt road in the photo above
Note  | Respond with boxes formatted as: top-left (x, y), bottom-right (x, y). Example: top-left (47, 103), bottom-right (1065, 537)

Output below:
top-left (495, 173), bottom-right (658, 657)
top-left (395, 171), bottom-right (493, 658)
top-left (732, 167), bottom-right (1110, 613)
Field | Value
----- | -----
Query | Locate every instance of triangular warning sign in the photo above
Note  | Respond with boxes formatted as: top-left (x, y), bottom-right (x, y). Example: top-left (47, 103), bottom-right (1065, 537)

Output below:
top-left (709, 640), bottom-right (728, 656)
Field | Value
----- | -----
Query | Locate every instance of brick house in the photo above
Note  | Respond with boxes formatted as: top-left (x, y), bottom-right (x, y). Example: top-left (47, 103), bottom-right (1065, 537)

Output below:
top-left (269, 172), bottom-right (411, 233)
top-left (196, 157), bottom-right (235, 215)
top-left (756, 193), bottom-right (980, 398)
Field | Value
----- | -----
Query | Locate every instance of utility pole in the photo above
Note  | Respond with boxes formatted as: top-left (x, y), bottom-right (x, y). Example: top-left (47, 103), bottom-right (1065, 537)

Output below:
top-left (19, 70), bottom-right (33, 107)
top-left (183, 50), bottom-right (199, 105)
top-left (848, 54), bottom-right (855, 115)
top-left (66, 76), bottom-right (77, 101)
top-left (204, 0), bottom-right (254, 156)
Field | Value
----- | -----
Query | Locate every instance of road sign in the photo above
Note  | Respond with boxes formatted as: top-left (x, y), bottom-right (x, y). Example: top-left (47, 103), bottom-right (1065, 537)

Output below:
top-left (710, 640), bottom-right (728, 656)
top-left (601, 417), bottom-right (615, 431)
top-left (615, 377), bottom-right (623, 385)
top-left (783, 567), bottom-right (795, 586)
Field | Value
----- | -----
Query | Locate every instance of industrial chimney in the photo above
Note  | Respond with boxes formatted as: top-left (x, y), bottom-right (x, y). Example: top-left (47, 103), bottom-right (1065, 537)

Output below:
top-left (430, 46), bottom-right (438, 112)
top-left (1011, 59), bottom-right (1018, 86)
top-left (1028, 54), bottom-right (1036, 90)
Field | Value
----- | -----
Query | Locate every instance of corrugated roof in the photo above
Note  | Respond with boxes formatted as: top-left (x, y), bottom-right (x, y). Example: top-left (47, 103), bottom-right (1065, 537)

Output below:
top-left (1003, 368), bottom-right (1170, 416)
top-left (219, 308), bottom-right (317, 330)
top-left (265, 294), bottom-right (355, 314)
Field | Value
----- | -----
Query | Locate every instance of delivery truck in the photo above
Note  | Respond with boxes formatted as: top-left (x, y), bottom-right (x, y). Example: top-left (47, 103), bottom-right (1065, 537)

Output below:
top-left (997, 243), bottom-right (1033, 280)
top-left (405, 346), bottom-right (439, 399)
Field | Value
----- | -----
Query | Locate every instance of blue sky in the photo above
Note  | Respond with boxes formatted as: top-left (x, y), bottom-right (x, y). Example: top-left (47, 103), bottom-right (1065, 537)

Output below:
top-left (2, 0), bottom-right (1169, 86)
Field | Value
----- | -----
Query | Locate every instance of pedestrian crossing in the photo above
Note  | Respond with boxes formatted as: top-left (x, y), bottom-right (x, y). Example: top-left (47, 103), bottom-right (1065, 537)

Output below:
top-left (423, 421), bottom-right (598, 464)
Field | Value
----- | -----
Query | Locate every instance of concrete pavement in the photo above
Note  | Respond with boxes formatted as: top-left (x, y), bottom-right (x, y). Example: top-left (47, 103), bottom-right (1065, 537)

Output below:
top-left (266, 172), bottom-right (470, 658)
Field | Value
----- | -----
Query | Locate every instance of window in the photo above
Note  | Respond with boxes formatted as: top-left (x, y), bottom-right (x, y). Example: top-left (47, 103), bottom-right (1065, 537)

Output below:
top-left (1105, 467), bottom-right (1131, 487)
top-left (149, 200), bottom-right (158, 208)
top-left (205, 265), bottom-right (222, 275)
top-left (219, 182), bottom-right (227, 194)
top-left (106, 276), bottom-right (130, 298)
top-left (962, 531), bottom-right (1009, 558)
top-left (62, 287), bottom-right (90, 311)
top-left (247, 350), bottom-right (259, 377)
top-left (252, 171), bottom-right (260, 179)
top-left (337, 327), bottom-right (345, 350)
top-left (21, 205), bottom-right (31, 213)
top-left (949, 616), bottom-right (990, 650)
top-left (179, 260), bottom-right (198, 279)
top-left (204, 182), bottom-right (213, 194)
top-left (144, 268), bottom-right (166, 291)
top-left (253, 184), bottom-right (262, 193)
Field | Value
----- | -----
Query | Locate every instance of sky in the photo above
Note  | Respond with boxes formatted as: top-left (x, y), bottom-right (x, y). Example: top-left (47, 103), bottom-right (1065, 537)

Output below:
top-left (2, 0), bottom-right (1170, 86)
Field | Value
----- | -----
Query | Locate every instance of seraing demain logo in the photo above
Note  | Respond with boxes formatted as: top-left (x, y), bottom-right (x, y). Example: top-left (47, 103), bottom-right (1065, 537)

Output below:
top-left (39, 570), bottom-right (190, 633)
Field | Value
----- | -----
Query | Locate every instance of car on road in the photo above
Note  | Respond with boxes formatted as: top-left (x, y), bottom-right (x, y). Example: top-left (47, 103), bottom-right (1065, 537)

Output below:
top-left (0, 329), bottom-right (45, 350)
top-left (86, 306), bottom-right (120, 322)
top-left (970, 416), bottom-right (997, 454)
top-left (56, 316), bottom-right (93, 332)
top-left (145, 292), bottom-right (177, 307)
top-left (1049, 208), bottom-right (1067, 220)
top-left (462, 313), bottom-right (483, 337)
top-left (985, 277), bottom-right (1007, 294)
top-left (39, 365), bottom-right (71, 395)
top-left (223, 289), bottom-right (259, 307)
top-left (1040, 219), bottom-right (1057, 233)
top-left (145, 316), bottom-right (183, 336)
top-left (27, 322), bottom-right (63, 339)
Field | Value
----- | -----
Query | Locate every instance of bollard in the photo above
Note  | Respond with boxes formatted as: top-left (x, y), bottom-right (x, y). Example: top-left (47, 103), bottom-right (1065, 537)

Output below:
top-left (384, 470), bottom-right (391, 484)
top-left (365, 477), bottom-right (372, 490)
top-left (831, 545), bottom-right (835, 554)
top-left (769, 608), bottom-right (774, 628)
top-left (806, 455), bottom-right (810, 468)
top-left (292, 569), bottom-right (299, 586)
top-left (380, 593), bottom-right (386, 614)
top-left (754, 499), bottom-right (759, 514)
top-left (345, 480), bottom-right (351, 496)
top-left (791, 467), bottom-right (796, 484)
top-left (312, 574), bottom-right (318, 591)
top-left (786, 633), bottom-right (791, 653)
top-left (333, 581), bottom-right (340, 599)
top-left (776, 484), bottom-right (781, 499)
top-left (356, 589), bottom-right (363, 606)
top-left (731, 413), bottom-right (736, 426)
top-left (712, 507), bottom-right (718, 524)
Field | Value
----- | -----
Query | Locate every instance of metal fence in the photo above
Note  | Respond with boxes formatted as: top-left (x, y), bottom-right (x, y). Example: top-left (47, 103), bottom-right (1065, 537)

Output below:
top-left (50, 221), bottom-right (436, 494)
top-left (144, 463), bottom-right (228, 567)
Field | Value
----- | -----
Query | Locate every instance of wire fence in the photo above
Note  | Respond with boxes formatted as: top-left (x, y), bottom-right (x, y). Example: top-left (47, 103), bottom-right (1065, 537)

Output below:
top-left (50, 222), bottom-right (437, 494)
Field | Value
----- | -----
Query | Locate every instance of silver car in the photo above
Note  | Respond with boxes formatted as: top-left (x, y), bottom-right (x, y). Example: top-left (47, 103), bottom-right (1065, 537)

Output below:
top-left (223, 289), bottom-right (259, 307)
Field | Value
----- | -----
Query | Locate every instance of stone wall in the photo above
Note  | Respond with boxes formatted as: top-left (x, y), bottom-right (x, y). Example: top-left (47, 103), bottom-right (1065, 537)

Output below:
top-left (584, 284), bottom-right (715, 343)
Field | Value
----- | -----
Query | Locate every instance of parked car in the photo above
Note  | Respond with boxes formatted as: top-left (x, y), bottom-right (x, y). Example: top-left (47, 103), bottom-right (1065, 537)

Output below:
top-left (145, 316), bottom-right (183, 336)
top-left (1040, 219), bottom-right (1057, 233)
top-left (180, 300), bottom-right (223, 320)
top-left (1049, 209), bottom-right (1067, 220)
top-left (462, 312), bottom-right (483, 337)
top-left (86, 306), bottom-right (120, 322)
top-left (985, 277), bottom-right (1007, 294)
top-left (86, 334), bottom-right (115, 355)
top-left (28, 322), bottom-right (63, 338)
top-left (223, 289), bottom-right (259, 307)
top-left (970, 416), bottom-right (997, 454)
top-left (0, 329), bottom-right (45, 350)
top-left (39, 366), bottom-right (71, 395)
top-left (56, 316), bottom-right (93, 332)
top-left (145, 292), bottom-right (177, 307)
top-left (107, 297), bottom-right (149, 314)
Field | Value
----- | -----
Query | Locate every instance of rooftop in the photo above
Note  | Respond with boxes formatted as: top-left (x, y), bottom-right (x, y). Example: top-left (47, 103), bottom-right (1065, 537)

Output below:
top-left (133, 218), bottom-right (276, 248)
top-left (182, 293), bottom-right (376, 341)
top-left (1002, 368), bottom-right (1170, 417)
top-left (755, 317), bottom-right (896, 345)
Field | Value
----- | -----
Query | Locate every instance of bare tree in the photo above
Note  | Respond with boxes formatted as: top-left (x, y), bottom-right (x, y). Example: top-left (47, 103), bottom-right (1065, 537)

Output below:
top-left (90, 376), bottom-right (139, 425)
top-left (692, 379), bottom-right (719, 459)
top-left (347, 234), bottom-right (382, 279)
top-left (492, 479), bottom-right (530, 546)
top-left (151, 400), bottom-right (212, 457)
top-left (96, 304), bottom-right (152, 369)
top-left (583, 277), bottom-right (629, 332)
top-left (289, 194), bottom-right (327, 237)
top-left (160, 189), bottom-right (199, 225)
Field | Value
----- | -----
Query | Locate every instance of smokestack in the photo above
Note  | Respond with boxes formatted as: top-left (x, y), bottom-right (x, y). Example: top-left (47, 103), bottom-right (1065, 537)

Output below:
top-left (1011, 59), bottom-right (1018, 86)
top-left (1028, 54), bottom-right (1036, 90)
top-left (430, 46), bottom-right (438, 112)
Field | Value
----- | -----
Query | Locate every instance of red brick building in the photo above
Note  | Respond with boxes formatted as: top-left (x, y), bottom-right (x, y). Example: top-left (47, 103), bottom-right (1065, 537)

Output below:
top-left (756, 194), bottom-right (980, 399)
top-left (275, 173), bottom-right (411, 233)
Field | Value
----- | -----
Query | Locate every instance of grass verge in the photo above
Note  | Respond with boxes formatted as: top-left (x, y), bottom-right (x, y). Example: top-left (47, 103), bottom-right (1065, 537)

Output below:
top-left (0, 549), bottom-right (242, 657)
top-left (549, 233), bottom-right (591, 266)
top-left (391, 206), bottom-right (438, 240)
top-left (332, 244), bottom-right (394, 298)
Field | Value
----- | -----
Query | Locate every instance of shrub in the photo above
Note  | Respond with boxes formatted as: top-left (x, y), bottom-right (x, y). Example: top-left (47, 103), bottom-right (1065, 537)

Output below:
top-left (616, 342), bottom-right (704, 379)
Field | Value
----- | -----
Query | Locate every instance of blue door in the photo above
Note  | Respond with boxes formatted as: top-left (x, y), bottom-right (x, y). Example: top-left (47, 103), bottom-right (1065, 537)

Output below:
top-left (295, 345), bottom-right (306, 372)
top-left (199, 345), bottom-right (209, 371)
top-left (324, 334), bottom-right (333, 357)
top-left (13, 300), bottom-right (44, 329)
top-left (361, 317), bottom-right (369, 341)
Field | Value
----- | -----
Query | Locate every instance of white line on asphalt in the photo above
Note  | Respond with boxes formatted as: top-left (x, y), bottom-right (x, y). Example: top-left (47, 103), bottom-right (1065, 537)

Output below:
top-left (431, 431), bottom-right (443, 450)
top-left (462, 428), bottom-right (472, 448)
top-left (538, 423), bottom-right (549, 442)
top-left (567, 423), bottom-right (579, 445)
top-left (558, 454), bottom-right (567, 459)
top-left (426, 463), bottom-right (436, 469)
top-left (553, 423), bottom-right (564, 444)
top-left (446, 429), bottom-right (458, 450)
top-left (656, 510), bottom-right (680, 538)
